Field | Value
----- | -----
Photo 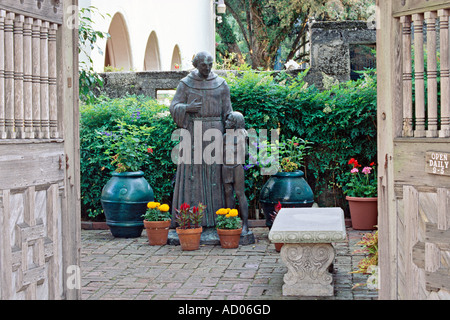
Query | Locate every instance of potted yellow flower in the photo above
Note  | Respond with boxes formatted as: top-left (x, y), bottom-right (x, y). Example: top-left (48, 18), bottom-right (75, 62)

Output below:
top-left (142, 202), bottom-right (171, 245)
top-left (215, 208), bottom-right (242, 248)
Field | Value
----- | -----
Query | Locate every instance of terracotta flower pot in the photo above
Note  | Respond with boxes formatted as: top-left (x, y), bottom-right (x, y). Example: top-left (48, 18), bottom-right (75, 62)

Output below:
top-left (346, 196), bottom-right (378, 230)
top-left (176, 227), bottom-right (203, 251)
top-left (217, 228), bottom-right (242, 249)
top-left (143, 220), bottom-right (171, 245)
top-left (274, 243), bottom-right (284, 252)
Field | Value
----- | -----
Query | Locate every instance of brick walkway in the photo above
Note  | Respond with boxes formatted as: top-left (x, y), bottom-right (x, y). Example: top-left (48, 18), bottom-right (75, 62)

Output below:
top-left (80, 227), bottom-right (378, 300)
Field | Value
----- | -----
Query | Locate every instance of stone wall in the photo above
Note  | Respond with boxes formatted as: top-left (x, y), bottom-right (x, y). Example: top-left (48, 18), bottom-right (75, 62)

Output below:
top-left (99, 71), bottom-right (188, 99)
top-left (98, 70), bottom-right (241, 99)
top-left (97, 21), bottom-right (376, 97)
top-left (307, 20), bottom-right (376, 89)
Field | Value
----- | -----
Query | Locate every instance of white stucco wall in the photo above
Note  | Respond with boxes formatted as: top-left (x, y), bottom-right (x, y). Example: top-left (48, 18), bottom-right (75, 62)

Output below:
top-left (79, 0), bottom-right (216, 72)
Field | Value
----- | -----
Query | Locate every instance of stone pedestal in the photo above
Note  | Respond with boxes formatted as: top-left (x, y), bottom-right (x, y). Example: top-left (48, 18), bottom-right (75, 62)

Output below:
top-left (268, 207), bottom-right (347, 297)
top-left (280, 243), bottom-right (335, 296)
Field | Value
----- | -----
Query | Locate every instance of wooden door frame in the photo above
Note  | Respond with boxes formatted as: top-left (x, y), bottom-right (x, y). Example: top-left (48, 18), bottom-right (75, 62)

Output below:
top-left (377, 0), bottom-right (450, 300)
top-left (377, 0), bottom-right (399, 300)
top-left (60, 0), bottom-right (81, 300)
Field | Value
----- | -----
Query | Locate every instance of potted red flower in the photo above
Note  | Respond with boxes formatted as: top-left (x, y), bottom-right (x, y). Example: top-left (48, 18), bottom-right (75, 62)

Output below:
top-left (344, 158), bottom-right (378, 230)
top-left (271, 201), bottom-right (283, 252)
top-left (175, 203), bottom-right (205, 251)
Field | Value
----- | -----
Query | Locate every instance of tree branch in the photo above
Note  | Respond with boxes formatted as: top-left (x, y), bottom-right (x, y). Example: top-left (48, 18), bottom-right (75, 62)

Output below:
top-left (224, 0), bottom-right (251, 50)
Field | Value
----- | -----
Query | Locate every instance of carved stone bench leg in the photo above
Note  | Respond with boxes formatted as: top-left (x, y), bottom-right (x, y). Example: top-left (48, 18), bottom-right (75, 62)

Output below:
top-left (280, 243), bottom-right (335, 296)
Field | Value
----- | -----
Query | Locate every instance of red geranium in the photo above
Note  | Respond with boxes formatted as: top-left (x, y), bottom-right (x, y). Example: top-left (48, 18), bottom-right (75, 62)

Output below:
top-left (348, 158), bottom-right (361, 168)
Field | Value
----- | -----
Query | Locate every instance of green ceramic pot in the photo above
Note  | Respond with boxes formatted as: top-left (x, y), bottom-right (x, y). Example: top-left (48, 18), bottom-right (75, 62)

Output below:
top-left (101, 171), bottom-right (154, 238)
top-left (259, 171), bottom-right (314, 228)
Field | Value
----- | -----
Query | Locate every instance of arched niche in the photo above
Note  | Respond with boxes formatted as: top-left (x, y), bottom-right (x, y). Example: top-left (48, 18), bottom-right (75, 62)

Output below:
top-left (104, 12), bottom-right (133, 71)
top-left (170, 45), bottom-right (182, 70)
top-left (143, 31), bottom-right (161, 71)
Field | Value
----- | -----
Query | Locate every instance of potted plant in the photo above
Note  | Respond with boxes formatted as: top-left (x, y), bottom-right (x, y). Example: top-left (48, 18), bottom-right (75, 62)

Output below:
top-left (142, 202), bottom-right (171, 245)
top-left (215, 208), bottom-right (242, 249)
top-left (99, 120), bottom-right (155, 238)
top-left (175, 203), bottom-right (205, 251)
top-left (351, 230), bottom-right (379, 290)
top-left (270, 201), bottom-right (284, 252)
top-left (259, 136), bottom-right (314, 228)
top-left (344, 158), bottom-right (377, 230)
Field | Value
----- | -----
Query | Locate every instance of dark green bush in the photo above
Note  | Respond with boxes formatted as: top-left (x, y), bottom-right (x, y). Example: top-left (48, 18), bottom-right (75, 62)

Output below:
top-left (227, 69), bottom-right (377, 213)
top-left (80, 95), bottom-right (177, 220)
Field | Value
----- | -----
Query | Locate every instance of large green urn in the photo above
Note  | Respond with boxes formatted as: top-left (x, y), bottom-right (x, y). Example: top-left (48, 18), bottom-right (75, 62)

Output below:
top-left (259, 171), bottom-right (314, 228)
top-left (101, 171), bottom-right (154, 238)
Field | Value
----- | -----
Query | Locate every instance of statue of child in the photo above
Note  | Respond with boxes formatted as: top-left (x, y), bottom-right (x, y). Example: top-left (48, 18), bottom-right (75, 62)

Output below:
top-left (222, 111), bottom-right (249, 234)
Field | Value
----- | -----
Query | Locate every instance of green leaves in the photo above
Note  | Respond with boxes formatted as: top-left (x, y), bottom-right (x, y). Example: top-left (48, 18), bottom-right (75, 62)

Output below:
top-left (228, 69), bottom-right (377, 209)
top-left (78, 6), bottom-right (110, 104)
top-left (80, 95), bottom-right (177, 220)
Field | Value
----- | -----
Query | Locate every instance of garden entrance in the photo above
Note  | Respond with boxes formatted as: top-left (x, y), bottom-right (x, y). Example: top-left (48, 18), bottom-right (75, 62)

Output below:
top-left (378, 0), bottom-right (450, 299)
top-left (0, 1), bottom-right (80, 299)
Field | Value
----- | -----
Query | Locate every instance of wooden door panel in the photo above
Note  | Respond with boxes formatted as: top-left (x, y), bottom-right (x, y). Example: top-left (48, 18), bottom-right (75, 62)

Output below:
top-left (398, 185), bottom-right (450, 299)
top-left (1, 183), bottom-right (63, 299)
top-left (0, 1), bottom-right (79, 300)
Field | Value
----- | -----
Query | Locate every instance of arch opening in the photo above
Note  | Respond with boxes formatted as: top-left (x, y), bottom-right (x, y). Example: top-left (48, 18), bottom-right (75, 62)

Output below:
top-left (104, 12), bottom-right (132, 71)
top-left (143, 31), bottom-right (161, 71)
top-left (170, 45), bottom-right (182, 70)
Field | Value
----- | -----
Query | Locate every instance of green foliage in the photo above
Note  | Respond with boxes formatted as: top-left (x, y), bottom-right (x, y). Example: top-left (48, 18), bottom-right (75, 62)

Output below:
top-left (226, 68), bottom-right (377, 211)
top-left (99, 120), bottom-right (153, 173)
top-left (217, 0), bottom-right (376, 69)
top-left (78, 6), bottom-right (110, 104)
top-left (278, 136), bottom-right (312, 172)
top-left (175, 203), bottom-right (205, 229)
top-left (215, 209), bottom-right (242, 230)
top-left (80, 95), bottom-right (177, 220)
top-left (142, 202), bottom-right (171, 221)
top-left (344, 159), bottom-right (377, 197)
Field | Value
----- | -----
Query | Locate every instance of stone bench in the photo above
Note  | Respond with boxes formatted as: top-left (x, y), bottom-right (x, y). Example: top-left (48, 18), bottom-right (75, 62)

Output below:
top-left (268, 207), bottom-right (347, 296)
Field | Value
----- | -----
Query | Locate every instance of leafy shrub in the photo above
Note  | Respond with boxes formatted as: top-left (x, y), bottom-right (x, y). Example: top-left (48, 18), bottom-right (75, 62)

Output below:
top-left (226, 69), bottom-right (377, 213)
top-left (78, 6), bottom-right (110, 104)
top-left (80, 95), bottom-right (177, 220)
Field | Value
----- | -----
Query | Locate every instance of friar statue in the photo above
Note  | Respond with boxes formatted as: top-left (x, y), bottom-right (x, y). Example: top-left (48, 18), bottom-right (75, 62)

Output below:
top-left (170, 51), bottom-right (232, 227)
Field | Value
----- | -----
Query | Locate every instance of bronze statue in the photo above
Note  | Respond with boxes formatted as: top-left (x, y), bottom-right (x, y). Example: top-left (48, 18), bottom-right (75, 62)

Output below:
top-left (170, 51), bottom-right (232, 227)
top-left (223, 111), bottom-right (249, 234)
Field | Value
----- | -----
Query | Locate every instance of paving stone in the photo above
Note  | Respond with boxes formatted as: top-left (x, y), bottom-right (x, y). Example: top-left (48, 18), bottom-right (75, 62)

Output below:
top-left (80, 227), bottom-right (378, 300)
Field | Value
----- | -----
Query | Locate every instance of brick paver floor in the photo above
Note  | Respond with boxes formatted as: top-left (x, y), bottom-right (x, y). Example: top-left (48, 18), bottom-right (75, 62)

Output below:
top-left (80, 227), bottom-right (378, 301)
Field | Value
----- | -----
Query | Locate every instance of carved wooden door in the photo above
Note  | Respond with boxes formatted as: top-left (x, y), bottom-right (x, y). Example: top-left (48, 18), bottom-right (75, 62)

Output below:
top-left (0, 0), bottom-right (80, 299)
top-left (378, 0), bottom-right (450, 300)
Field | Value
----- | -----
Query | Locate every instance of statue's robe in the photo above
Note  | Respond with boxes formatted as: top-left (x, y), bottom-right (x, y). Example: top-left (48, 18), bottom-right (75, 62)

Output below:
top-left (170, 71), bottom-right (233, 227)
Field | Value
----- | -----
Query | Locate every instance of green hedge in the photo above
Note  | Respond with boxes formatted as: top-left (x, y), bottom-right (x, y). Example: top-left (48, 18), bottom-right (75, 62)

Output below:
top-left (80, 70), bottom-right (376, 220)
top-left (80, 95), bottom-right (177, 220)
top-left (226, 70), bottom-right (377, 213)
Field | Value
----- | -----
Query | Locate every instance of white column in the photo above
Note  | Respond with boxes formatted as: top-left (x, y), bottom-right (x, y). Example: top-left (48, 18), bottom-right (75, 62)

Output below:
top-left (40, 21), bottom-right (49, 139)
top-left (4, 12), bottom-right (15, 139)
top-left (23, 17), bottom-right (34, 138)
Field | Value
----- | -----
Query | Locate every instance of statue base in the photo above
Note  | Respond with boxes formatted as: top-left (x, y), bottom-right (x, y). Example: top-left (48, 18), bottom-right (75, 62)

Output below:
top-left (167, 227), bottom-right (255, 246)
